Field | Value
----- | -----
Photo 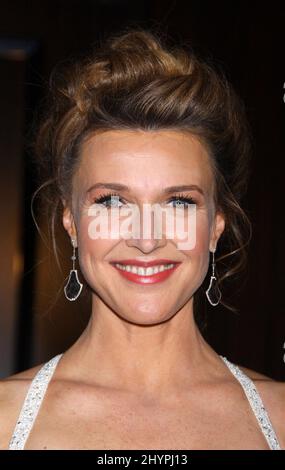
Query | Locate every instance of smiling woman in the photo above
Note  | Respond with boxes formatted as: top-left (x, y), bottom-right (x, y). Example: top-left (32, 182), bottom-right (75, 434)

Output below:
top-left (0, 27), bottom-right (284, 451)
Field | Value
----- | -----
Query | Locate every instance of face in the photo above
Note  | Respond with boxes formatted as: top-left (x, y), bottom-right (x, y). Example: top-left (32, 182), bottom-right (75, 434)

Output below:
top-left (63, 130), bottom-right (225, 324)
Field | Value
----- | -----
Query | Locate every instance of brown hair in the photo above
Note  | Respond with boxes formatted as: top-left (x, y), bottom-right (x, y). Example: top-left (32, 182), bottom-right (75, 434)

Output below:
top-left (32, 26), bottom-right (253, 325)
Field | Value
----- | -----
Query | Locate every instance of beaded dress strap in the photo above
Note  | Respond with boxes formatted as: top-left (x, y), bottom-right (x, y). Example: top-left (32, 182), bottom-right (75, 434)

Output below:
top-left (8, 353), bottom-right (281, 450)
top-left (8, 353), bottom-right (63, 450)
top-left (220, 356), bottom-right (281, 450)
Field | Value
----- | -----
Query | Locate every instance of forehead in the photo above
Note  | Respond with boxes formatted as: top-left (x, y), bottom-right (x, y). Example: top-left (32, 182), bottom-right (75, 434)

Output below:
top-left (76, 129), bottom-right (214, 196)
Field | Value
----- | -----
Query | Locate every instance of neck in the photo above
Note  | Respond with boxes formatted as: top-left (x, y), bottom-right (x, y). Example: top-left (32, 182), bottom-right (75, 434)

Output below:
top-left (62, 296), bottom-right (222, 397)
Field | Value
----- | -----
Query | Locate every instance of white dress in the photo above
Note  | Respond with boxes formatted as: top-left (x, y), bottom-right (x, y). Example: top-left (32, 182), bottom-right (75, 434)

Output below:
top-left (7, 353), bottom-right (282, 450)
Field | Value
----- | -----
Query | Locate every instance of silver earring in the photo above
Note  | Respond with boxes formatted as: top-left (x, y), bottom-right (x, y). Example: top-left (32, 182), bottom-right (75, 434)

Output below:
top-left (64, 238), bottom-right (83, 301)
top-left (206, 249), bottom-right (221, 306)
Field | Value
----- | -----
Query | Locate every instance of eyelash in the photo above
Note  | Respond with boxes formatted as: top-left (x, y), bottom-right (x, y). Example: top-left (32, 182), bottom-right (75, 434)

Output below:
top-left (92, 192), bottom-right (197, 208)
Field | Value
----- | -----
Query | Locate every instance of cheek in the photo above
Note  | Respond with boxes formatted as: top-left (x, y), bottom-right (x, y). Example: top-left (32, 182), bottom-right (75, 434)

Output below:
top-left (174, 209), bottom-right (211, 256)
top-left (76, 216), bottom-right (114, 275)
top-left (193, 217), bottom-right (211, 253)
top-left (176, 211), bottom-right (211, 286)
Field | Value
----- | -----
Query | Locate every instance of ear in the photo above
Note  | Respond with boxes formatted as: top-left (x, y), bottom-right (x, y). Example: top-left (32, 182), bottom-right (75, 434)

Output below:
top-left (210, 210), bottom-right (226, 252)
top-left (62, 198), bottom-right (77, 240)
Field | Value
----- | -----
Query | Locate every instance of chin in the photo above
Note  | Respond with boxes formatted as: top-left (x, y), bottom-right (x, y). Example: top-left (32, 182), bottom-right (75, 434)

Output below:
top-left (118, 304), bottom-right (174, 325)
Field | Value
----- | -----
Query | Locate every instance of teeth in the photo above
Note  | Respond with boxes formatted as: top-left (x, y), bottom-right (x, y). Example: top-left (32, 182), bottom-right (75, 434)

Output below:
top-left (146, 267), bottom-right (154, 275)
top-left (114, 263), bottom-right (175, 276)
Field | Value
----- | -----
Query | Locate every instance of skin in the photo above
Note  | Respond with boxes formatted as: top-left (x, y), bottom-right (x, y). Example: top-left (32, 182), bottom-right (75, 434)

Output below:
top-left (0, 129), bottom-right (284, 450)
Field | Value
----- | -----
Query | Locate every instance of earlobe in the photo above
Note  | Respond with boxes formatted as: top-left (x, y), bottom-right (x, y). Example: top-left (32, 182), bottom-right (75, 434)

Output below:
top-left (216, 212), bottom-right (226, 238)
top-left (62, 205), bottom-right (77, 239)
top-left (210, 211), bottom-right (226, 251)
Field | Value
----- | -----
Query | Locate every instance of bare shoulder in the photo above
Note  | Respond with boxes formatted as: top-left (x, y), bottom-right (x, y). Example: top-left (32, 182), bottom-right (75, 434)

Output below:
top-left (238, 364), bottom-right (285, 448)
top-left (0, 362), bottom-right (45, 449)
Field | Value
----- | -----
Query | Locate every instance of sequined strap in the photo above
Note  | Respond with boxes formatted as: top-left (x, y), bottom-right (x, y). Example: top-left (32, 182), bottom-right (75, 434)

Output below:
top-left (8, 353), bottom-right (63, 450)
top-left (220, 356), bottom-right (281, 450)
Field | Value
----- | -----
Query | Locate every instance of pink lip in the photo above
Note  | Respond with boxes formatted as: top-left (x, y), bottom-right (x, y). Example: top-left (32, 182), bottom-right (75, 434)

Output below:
top-left (110, 261), bottom-right (181, 285)
top-left (110, 259), bottom-right (180, 267)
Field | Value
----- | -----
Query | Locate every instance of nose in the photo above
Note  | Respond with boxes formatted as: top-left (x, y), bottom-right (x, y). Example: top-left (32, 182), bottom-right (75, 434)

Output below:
top-left (124, 206), bottom-right (167, 253)
top-left (125, 234), bottom-right (167, 253)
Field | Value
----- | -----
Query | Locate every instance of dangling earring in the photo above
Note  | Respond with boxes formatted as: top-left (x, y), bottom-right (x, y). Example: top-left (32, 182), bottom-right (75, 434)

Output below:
top-left (206, 249), bottom-right (221, 306)
top-left (64, 238), bottom-right (83, 301)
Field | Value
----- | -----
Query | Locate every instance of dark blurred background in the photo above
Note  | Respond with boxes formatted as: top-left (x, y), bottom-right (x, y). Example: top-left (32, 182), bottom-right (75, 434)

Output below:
top-left (0, 0), bottom-right (284, 379)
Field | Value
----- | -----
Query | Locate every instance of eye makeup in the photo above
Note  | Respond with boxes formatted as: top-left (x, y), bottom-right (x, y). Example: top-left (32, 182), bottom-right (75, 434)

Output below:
top-left (91, 192), bottom-right (197, 208)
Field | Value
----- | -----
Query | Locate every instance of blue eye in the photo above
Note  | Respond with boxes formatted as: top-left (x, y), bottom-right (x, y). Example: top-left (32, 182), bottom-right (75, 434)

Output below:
top-left (92, 193), bottom-right (197, 209)
top-left (93, 193), bottom-right (124, 208)
top-left (168, 195), bottom-right (196, 208)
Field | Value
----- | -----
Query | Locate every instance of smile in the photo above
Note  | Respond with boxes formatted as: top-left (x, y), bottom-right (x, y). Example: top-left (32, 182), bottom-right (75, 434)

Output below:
top-left (110, 262), bottom-right (181, 284)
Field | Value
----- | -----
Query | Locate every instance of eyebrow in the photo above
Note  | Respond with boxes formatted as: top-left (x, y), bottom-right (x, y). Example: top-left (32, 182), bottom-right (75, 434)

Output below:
top-left (86, 182), bottom-right (205, 196)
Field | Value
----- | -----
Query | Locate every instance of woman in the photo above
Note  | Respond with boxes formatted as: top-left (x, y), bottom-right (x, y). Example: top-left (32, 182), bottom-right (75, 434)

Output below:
top-left (0, 28), bottom-right (284, 450)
